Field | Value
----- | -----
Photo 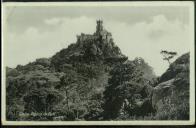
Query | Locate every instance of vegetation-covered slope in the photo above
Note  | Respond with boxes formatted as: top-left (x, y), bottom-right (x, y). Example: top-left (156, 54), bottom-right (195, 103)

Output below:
top-left (6, 21), bottom-right (189, 121)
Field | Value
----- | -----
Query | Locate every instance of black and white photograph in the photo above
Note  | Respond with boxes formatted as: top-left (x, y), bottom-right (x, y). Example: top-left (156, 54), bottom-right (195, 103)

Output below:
top-left (1, 1), bottom-right (195, 125)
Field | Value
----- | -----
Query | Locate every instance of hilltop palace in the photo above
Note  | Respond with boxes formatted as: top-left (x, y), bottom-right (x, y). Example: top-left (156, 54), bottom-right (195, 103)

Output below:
top-left (76, 20), bottom-right (113, 43)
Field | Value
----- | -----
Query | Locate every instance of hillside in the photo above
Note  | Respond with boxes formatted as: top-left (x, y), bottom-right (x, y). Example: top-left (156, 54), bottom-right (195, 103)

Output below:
top-left (6, 20), bottom-right (189, 121)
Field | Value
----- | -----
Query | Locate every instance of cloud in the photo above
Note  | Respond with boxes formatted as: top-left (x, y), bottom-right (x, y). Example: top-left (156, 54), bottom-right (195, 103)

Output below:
top-left (44, 18), bottom-right (62, 25)
top-left (5, 15), bottom-right (190, 76)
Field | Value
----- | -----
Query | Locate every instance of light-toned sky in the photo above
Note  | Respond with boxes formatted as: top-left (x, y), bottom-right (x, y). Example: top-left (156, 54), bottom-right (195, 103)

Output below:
top-left (4, 4), bottom-right (191, 76)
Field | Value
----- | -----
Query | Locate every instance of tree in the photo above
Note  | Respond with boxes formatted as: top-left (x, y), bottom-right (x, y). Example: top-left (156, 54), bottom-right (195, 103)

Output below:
top-left (103, 61), bottom-right (144, 120)
top-left (133, 57), bottom-right (156, 81)
top-left (59, 74), bottom-right (76, 111)
top-left (23, 88), bottom-right (63, 113)
top-left (160, 50), bottom-right (177, 65)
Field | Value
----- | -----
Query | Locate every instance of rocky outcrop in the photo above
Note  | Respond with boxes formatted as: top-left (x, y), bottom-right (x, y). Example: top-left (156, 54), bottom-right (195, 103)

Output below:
top-left (152, 53), bottom-right (190, 120)
top-left (159, 53), bottom-right (189, 83)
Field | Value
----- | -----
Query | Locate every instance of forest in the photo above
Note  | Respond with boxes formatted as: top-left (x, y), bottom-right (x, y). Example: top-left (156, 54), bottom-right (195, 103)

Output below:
top-left (6, 24), bottom-right (190, 121)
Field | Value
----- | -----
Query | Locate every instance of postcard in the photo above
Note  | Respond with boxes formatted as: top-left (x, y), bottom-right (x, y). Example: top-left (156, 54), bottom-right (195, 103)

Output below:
top-left (1, 1), bottom-right (195, 125)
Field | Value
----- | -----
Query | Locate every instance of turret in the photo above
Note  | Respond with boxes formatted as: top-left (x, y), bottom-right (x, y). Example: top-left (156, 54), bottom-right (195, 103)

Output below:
top-left (96, 20), bottom-right (103, 34)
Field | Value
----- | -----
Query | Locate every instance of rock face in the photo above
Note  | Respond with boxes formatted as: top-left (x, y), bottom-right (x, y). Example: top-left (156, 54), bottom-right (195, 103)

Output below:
top-left (152, 53), bottom-right (190, 120)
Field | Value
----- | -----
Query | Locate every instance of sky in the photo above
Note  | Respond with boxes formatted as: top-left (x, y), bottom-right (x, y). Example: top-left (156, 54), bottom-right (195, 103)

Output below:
top-left (3, 3), bottom-right (192, 76)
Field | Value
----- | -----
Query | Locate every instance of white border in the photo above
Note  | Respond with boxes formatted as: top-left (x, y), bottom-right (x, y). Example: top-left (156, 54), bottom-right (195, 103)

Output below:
top-left (1, 1), bottom-right (195, 126)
